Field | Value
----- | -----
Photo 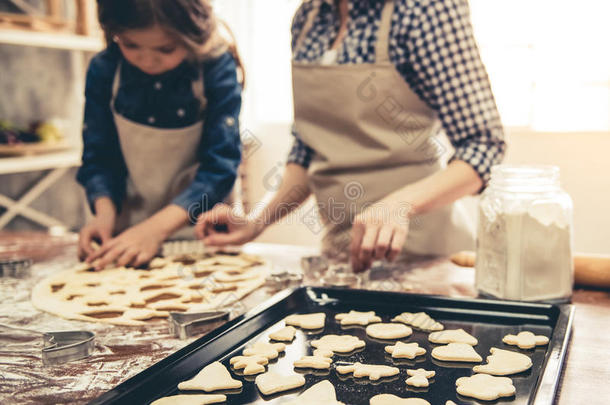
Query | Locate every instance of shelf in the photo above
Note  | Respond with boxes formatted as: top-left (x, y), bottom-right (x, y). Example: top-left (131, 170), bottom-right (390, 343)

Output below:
top-left (0, 149), bottom-right (81, 175)
top-left (0, 28), bottom-right (103, 52)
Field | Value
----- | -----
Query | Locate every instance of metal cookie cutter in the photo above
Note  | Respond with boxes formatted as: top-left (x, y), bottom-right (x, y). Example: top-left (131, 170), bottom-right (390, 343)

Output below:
top-left (42, 331), bottom-right (95, 366)
top-left (265, 271), bottom-right (303, 291)
top-left (321, 263), bottom-right (361, 289)
top-left (0, 258), bottom-right (32, 278)
top-left (169, 310), bottom-right (230, 340)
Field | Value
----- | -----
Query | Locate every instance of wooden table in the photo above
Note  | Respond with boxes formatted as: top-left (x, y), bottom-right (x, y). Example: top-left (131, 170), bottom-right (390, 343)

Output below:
top-left (0, 237), bottom-right (608, 404)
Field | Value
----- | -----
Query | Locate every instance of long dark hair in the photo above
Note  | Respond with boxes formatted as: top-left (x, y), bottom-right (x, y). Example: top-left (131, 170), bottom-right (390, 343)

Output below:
top-left (97, 0), bottom-right (245, 86)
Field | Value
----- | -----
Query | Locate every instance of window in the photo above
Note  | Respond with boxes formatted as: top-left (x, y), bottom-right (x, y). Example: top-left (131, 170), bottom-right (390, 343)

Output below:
top-left (216, 0), bottom-right (610, 132)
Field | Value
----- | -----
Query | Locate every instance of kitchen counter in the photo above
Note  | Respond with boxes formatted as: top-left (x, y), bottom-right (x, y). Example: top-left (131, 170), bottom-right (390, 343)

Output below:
top-left (0, 236), bottom-right (608, 404)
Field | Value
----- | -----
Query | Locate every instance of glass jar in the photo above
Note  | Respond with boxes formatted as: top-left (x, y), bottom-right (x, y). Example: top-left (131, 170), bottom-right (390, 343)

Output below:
top-left (475, 165), bottom-right (574, 302)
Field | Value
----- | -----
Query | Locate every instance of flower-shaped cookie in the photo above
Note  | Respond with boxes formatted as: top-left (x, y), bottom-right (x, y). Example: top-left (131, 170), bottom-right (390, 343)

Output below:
top-left (455, 374), bottom-right (516, 401)
top-left (311, 334), bottom-right (366, 354)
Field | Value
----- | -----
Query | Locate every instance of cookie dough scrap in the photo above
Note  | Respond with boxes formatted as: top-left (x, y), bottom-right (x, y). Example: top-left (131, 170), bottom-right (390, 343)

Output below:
top-left (311, 334), bottom-right (366, 354)
top-left (294, 355), bottom-right (333, 369)
top-left (178, 362), bottom-right (242, 392)
top-left (229, 355), bottom-right (268, 375)
top-left (455, 374), bottom-right (516, 401)
top-left (392, 312), bottom-right (443, 332)
top-left (254, 371), bottom-right (306, 395)
top-left (336, 362), bottom-right (400, 381)
top-left (473, 348), bottom-right (533, 375)
top-left (429, 329), bottom-right (478, 346)
top-left (335, 310), bottom-right (382, 326)
top-left (285, 313), bottom-right (326, 329)
top-left (150, 394), bottom-right (226, 405)
top-left (243, 341), bottom-right (286, 359)
top-left (503, 331), bottom-right (549, 349)
top-left (366, 323), bottom-right (412, 340)
top-left (385, 341), bottom-right (426, 359)
top-left (370, 394), bottom-right (431, 405)
top-left (431, 343), bottom-right (482, 362)
top-left (284, 380), bottom-right (344, 405)
top-left (405, 368), bottom-right (435, 387)
top-left (269, 326), bottom-right (297, 342)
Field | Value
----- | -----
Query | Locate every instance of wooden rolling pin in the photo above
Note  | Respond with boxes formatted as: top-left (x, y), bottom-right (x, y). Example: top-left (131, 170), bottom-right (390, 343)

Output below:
top-left (450, 251), bottom-right (610, 289)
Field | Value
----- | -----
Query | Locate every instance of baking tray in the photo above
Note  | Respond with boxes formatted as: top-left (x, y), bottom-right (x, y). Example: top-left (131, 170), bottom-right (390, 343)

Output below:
top-left (90, 287), bottom-right (574, 405)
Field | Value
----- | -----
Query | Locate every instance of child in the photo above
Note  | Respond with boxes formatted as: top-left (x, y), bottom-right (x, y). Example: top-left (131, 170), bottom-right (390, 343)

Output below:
top-left (77, 0), bottom-right (243, 269)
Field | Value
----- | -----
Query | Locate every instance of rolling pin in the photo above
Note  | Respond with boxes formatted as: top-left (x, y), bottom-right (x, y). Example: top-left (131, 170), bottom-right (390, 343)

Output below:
top-left (450, 251), bottom-right (610, 289)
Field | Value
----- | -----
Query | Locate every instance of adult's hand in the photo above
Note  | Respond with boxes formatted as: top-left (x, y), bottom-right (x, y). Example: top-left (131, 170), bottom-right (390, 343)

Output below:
top-left (350, 199), bottom-right (411, 272)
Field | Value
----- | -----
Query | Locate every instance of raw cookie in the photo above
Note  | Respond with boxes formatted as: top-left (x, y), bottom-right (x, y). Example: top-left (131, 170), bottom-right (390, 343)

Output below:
top-left (366, 323), bottom-right (412, 340)
top-left (428, 329), bottom-right (478, 346)
top-left (254, 371), bottom-right (306, 395)
top-left (405, 368), bottom-right (435, 387)
top-left (370, 394), bottom-right (431, 404)
top-left (177, 362), bottom-right (243, 392)
top-left (473, 347), bottom-right (533, 375)
top-left (229, 355), bottom-right (268, 375)
top-left (392, 312), bottom-right (443, 332)
top-left (243, 341), bottom-right (286, 359)
top-left (385, 342), bottom-right (426, 359)
top-left (314, 349), bottom-right (334, 358)
top-left (503, 331), bottom-right (549, 349)
top-left (446, 401), bottom-right (457, 405)
top-left (455, 374), bottom-right (516, 401)
top-left (431, 343), bottom-right (482, 362)
top-left (294, 355), bottom-right (333, 369)
top-left (150, 394), bottom-right (226, 405)
top-left (269, 326), bottom-right (297, 342)
top-left (335, 310), bottom-right (381, 326)
top-left (285, 313), bottom-right (326, 329)
top-left (284, 380), bottom-right (344, 405)
top-left (311, 335), bottom-right (366, 354)
top-left (336, 362), bottom-right (400, 381)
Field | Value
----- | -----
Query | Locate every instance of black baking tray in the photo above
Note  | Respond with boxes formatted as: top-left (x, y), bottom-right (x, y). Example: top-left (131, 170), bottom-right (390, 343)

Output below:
top-left (90, 287), bottom-right (574, 405)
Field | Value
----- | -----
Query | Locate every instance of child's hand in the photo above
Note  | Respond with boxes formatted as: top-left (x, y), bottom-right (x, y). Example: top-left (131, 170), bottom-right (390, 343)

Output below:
top-left (86, 221), bottom-right (165, 270)
top-left (195, 204), bottom-right (262, 246)
top-left (78, 215), bottom-right (114, 261)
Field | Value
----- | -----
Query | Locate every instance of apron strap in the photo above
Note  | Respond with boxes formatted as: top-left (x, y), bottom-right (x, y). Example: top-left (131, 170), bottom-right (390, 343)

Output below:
top-left (375, 0), bottom-right (395, 64)
top-left (111, 61), bottom-right (122, 106)
top-left (192, 66), bottom-right (207, 115)
top-left (293, 0), bottom-right (323, 55)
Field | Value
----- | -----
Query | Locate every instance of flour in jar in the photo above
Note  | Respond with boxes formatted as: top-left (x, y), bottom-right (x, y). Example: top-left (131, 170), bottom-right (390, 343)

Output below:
top-left (476, 201), bottom-right (573, 302)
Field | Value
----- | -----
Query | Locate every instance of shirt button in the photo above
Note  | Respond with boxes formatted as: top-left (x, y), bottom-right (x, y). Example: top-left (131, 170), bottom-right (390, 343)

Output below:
top-left (154, 81), bottom-right (162, 90)
top-left (147, 116), bottom-right (156, 124)
top-left (225, 117), bottom-right (236, 127)
top-left (177, 108), bottom-right (185, 118)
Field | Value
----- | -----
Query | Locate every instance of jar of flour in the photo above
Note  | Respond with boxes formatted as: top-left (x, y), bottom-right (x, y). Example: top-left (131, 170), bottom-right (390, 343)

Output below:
top-left (475, 165), bottom-right (573, 302)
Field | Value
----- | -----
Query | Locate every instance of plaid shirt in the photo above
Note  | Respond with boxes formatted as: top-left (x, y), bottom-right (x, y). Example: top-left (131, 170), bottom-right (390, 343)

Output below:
top-left (287, 0), bottom-right (506, 184)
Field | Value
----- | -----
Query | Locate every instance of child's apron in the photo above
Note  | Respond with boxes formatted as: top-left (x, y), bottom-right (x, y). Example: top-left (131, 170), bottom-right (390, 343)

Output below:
top-left (110, 62), bottom-right (206, 239)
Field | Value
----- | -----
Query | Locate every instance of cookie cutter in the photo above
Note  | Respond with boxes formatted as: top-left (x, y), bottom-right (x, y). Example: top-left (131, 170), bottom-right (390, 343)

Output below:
top-left (0, 258), bottom-right (32, 278)
top-left (42, 330), bottom-right (95, 366)
top-left (169, 310), bottom-right (230, 340)
top-left (265, 271), bottom-right (303, 291)
top-left (321, 263), bottom-right (361, 289)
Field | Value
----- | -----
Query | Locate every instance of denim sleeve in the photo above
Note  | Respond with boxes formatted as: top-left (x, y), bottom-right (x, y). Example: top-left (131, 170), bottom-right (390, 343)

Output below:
top-left (76, 50), bottom-right (128, 214)
top-left (172, 52), bottom-right (242, 223)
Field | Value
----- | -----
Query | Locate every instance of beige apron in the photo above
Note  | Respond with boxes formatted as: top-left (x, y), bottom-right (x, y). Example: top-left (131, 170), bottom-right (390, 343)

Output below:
top-left (292, 0), bottom-right (475, 260)
top-left (111, 62), bottom-right (207, 239)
